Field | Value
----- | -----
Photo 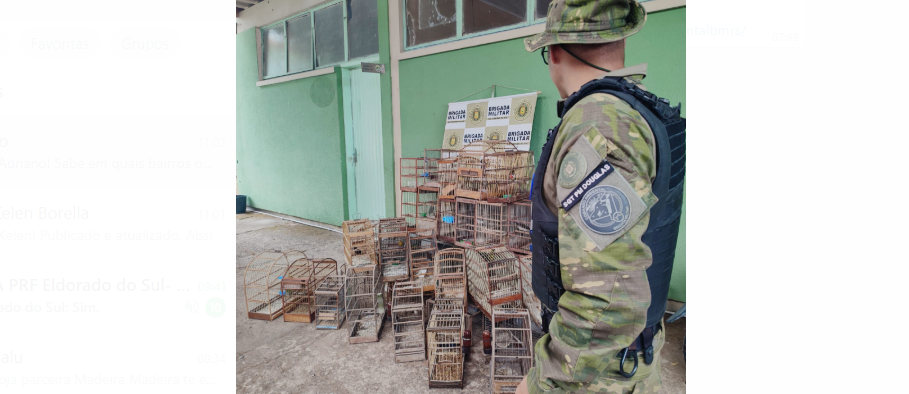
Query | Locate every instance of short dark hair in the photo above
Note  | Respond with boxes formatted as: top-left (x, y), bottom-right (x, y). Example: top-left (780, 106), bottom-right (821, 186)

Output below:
top-left (561, 40), bottom-right (625, 63)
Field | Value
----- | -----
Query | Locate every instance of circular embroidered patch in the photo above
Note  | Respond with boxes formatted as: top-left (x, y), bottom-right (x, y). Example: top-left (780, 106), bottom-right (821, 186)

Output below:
top-left (558, 152), bottom-right (587, 188)
top-left (579, 185), bottom-right (631, 235)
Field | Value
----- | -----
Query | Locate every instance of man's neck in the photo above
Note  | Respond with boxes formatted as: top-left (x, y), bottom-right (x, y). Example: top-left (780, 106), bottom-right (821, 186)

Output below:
top-left (561, 61), bottom-right (625, 99)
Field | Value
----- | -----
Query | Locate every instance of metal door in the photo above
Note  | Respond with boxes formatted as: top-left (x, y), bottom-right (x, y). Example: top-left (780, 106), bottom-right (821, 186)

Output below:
top-left (345, 67), bottom-right (385, 220)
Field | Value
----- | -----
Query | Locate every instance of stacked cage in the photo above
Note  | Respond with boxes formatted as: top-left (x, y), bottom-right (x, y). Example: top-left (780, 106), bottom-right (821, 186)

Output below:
top-left (343, 219), bottom-right (376, 268)
top-left (456, 140), bottom-right (535, 202)
top-left (408, 228), bottom-right (438, 291)
top-left (465, 246), bottom-right (523, 318)
top-left (438, 158), bottom-right (459, 200)
top-left (416, 187), bottom-right (439, 231)
top-left (345, 265), bottom-right (384, 344)
top-left (433, 248), bottom-right (467, 312)
top-left (507, 200), bottom-right (532, 254)
top-left (423, 149), bottom-right (457, 188)
top-left (400, 157), bottom-right (427, 192)
top-left (516, 254), bottom-right (542, 328)
top-left (281, 258), bottom-right (339, 323)
top-left (476, 201), bottom-right (508, 247)
top-left (401, 190), bottom-right (419, 228)
top-left (391, 281), bottom-right (426, 362)
top-left (438, 199), bottom-right (457, 243)
top-left (455, 198), bottom-right (478, 248)
top-left (427, 310), bottom-right (465, 388)
top-left (377, 218), bottom-right (410, 282)
top-left (314, 275), bottom-right (346, 329)
top-left (244, 250), bottom-right (302, 320)
top-left (490, 308), bottom-right (534, 394)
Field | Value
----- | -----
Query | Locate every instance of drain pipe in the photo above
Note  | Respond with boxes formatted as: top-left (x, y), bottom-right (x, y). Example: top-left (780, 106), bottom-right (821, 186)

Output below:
top-left (246, 208), bottom-right (342, 234)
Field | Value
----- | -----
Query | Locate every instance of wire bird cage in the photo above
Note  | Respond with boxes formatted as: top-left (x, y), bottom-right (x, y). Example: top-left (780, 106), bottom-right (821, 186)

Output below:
top-left (343, 219), bottom-right (376, 268)
top-left (401, 157), bottom-right (427, 192)
top-left (433, 248), bottom-right (467, 312)
top-left (281, 258), bottom-right (339, 323)
top-left (438, 158), bottom-right (459, 200)
top-left (392, 281), bottom-right (426, 363)
top-left (427, 310), bottom-right (465, 389)
top-left (244, 250), bottom-right (305, 320)
top-left (416, 187), bottom-right (439, 231)
top-left (455, 198), bottom-right (478, 248)
top-left (377, 218), bottom-right (409, 282)
top-left (465, 246), bottom-right (523, 319)
top-left (516, 254), bottom-right (542, 327)
top-left (490, 308), bottom-right (534, 394)
top-left (423, 149), bottom-right (457, 188)
top-left (476, 201), bottom-right (508, 247)
top-left (456, 140), bottom-right (535, 203)
top-left (346, 264), bottom-right (384, 344)
top-left (314, 274), bottom-right (346, 329)
top-left (438, 200), bottom-right (457, 243)
top-left (408, 228), bottom-right (438, 291)
top-left (507, 200), bottom-right (532, 254)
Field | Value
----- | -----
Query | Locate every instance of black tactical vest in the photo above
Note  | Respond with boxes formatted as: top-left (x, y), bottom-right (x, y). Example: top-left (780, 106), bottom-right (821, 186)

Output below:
top-left (531, 76), bottom-right (686, 331)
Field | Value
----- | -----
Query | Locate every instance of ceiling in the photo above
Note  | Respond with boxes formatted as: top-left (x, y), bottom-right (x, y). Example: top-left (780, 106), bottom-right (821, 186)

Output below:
top-left (236, 0), bottom-right (263, 16)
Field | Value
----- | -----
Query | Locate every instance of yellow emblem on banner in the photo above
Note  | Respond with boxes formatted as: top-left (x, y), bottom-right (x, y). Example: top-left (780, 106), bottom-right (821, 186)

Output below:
top-left (513, 99), bottom-right (533, 122)
top-left (467, 103), bottom-right (485, 126)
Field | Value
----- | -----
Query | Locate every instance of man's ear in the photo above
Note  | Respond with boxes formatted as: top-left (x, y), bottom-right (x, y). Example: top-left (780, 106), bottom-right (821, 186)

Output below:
top-left (549, 44), bottom-right (562, 65)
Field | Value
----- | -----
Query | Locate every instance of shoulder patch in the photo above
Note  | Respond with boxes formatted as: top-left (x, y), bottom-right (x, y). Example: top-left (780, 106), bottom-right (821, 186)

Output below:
top-left (558, 151), bottom-right (587, 189)
top-left (579, 185), bottom-right (630, 235)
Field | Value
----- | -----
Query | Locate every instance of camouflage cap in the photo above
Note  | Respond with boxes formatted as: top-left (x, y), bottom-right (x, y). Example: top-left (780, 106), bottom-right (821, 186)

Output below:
top-left (525, 0), bottom-right (647, 52)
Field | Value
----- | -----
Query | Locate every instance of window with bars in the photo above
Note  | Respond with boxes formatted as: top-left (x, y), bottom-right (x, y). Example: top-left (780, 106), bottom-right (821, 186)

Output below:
top-left (404, 0), bottom-right (550, 50)
top-left (261, 0), bottom-right (379, 80)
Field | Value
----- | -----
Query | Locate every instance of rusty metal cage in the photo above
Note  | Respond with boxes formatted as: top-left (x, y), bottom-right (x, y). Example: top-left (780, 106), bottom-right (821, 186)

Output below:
top-left (456, 140), bottom-right (535, 202)
top-left (244, 250), bottom-right (303, 320)
top-left (516, 254), bottom-right (541, 327)
top-left (438, 200), bottom-right (457, 243)
top-left (392, 281), bottom-right (426, 363)
top-left (409, 228), bottom-right (437, 291)
top-left (343, 219), bottom-right (376, 267)
top-left (281, 258), bottom-right (339, 323)
top-left (438, 158), bottom-right (459, 200)
top-left (465, 246), bottom-right (523, 318)
top-left (490, 307), bottom-right (534, 394)
top-left (455, 198), bottom-right (478, 248)
top-left (427, 310), bottom-right (465, 388)
top-left (507, 200), bottom-right (532, 254)
top-left (401, 157), bottom-right (427, 192)
top-left (345, 265), bottom-right (384, 344)
top-left (314, 275), bottom-right (346, 329)
top-left (476, 201), bottom-right (508, 247)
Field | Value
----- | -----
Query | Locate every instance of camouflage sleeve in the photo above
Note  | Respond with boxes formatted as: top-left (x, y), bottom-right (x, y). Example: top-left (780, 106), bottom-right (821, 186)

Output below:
top-left (528, 93), bottom-right (658, 393)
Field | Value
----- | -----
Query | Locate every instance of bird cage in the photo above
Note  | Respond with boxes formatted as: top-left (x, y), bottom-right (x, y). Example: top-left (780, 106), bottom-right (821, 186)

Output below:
top-left (314, 275), bottom-right (346, 329)
top-left (438, 158), bottom-right (459, 200)
top-left (457, 140), bottom-right (535, 202)
top-left (507, 200), bottom-right (532, 254)
top-left (438, 200), bottom-right (457, 243)
top-left (409, 228), bottom-right (437, 291)
top-left (434, 248), bottom-right (467, 311)
top-left (401, 191), bottom-right (419, 228)
top-left (490, 307), bottom-right (533, 394)
top-left (343, 219), bottom-right (376, 267)
top-left (516, 254), bottom-right (541, 327)
top-left (281, 258), bottom-right (339, 323)
top-left (346, 264), bottom-right (384, 344)
top-left (435, 248), bottom-right (466, 277)
top-left (416, 187), bottom-right (439, 231)
top-left (476, 201), bottom-right (508, 247)
top-left (465, 246), bottom-right (522, 318)
top-left (455, 198), bottom-right (478, 248)
top-left (391, 281), bottom-right (426, 363)
top-left (377, 218), bottom-right (409, 279)
top-left (423, 148), bottom-right (457, 187)
top-left (380, 248), bottom-right (410, 282)
top-left (244, 250), bottom-right (303, 320)
top-left (427, 310), bottom-right (465, 389)
top-left (400, 157), bottom-right (427, 192)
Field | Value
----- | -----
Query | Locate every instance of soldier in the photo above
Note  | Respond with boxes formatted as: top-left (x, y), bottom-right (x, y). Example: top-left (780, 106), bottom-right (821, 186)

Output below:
top-left (517, 0), bottom-right (686, 393)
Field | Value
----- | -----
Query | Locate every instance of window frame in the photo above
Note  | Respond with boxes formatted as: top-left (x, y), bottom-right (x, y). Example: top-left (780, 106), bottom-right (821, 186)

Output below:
top-left (260, 0), bottom-right (378, 80)
top-left (403, 0), bottom-right (549, 51)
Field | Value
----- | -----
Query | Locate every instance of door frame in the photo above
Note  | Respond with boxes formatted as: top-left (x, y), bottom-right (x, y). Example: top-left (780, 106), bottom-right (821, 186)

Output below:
top-left (340, 55), bottom-right (384, 220)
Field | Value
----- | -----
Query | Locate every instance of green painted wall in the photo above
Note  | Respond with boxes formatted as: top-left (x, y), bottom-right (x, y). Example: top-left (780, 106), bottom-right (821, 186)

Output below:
top-left (236, 28), bottom-right (348, 226)
top-left (398, 8), bottom-right (687, 301)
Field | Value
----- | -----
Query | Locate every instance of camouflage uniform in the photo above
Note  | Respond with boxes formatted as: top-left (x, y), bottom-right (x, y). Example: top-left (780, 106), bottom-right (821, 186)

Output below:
top-left (524, 1), bottom-right (664, 393)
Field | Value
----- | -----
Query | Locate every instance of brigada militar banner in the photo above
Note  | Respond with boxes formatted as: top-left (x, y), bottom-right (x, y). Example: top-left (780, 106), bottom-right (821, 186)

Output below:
top-left (442, 92), bottom-right (538, 151)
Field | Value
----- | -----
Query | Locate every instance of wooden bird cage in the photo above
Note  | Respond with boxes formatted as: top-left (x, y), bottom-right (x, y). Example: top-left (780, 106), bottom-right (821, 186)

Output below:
top-left (435, 248), bottom-right (466, 277)
top-left (380, 248), bottom-right (410, 282)
top-left (476, 201), bottom-right (508, 247)
top-left (343, 219), bottom-right (376, 267)
top-left (454, 198), bottom-right (478, 248)
top-left (427, 310), bottom-right (465, 389)
top-left (408, 228), bottom-right (437, 291)
top-left (345, 264), bottom-right (384, 344)
top-left (391, 281), bottom-right (426, 363)
top-left (438, 158), bottom-right (459, 200)
top-left (244, 250), bottom-right (303, 320)
top-left (438, 200), bottom-right (457, 243)
top-left (465, 246), bottom-right (522, 318)
top-left (507, 200), bottom-right (532, 254)
top-left (416, 187), bottom-right (439, 231)
top-left (401, 191), bottom-right (419, 228)
top-left (377, 218), bottom-right (409, 278)
top-left (423, 149), bottom-right (457, 188)
top-left (401, 157), bottom-right (427, 192)
top-left (456, 140), bottom-right (535, 203)
top-left (516, 254), bottom-right (541, 327)
top-left (314, 275), bottom-right (346, 329)
top-left (434, 248), bottom-right (467, 311)
top-left (490, 307), bottom-right (533, 394)
top-left (281, 258), bottom-right (339, 323)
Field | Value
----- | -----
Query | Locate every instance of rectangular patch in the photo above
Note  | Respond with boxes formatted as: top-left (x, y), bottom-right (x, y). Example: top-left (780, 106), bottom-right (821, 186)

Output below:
top-left (560, 159), bottom-right (615, 211)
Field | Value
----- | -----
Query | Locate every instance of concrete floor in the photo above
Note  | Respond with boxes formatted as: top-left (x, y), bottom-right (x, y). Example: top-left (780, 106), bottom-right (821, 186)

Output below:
top-left (236, 212), bottom-right (686, 393)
